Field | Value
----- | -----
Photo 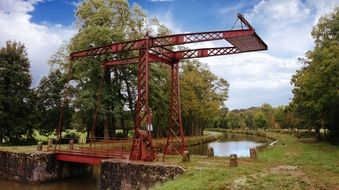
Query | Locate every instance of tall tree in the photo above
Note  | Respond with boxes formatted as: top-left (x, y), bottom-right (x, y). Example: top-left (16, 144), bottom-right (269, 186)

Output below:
top-left (66, 0), bottom-right (172, 138)
top-left (35, 69), bottom-right (73, 135)
top-left (180, 60), bottom-right (229, 135)
top-left (0, 41), bottom-right (35, 144)
top-left (291, 8), bottom-right (339, 141)
top-left (261, 103), bottom-right (276, 128)
top-left (253, 111), bottom-right (268, 129)
top-left (34, 44), bottom-right (73, 136)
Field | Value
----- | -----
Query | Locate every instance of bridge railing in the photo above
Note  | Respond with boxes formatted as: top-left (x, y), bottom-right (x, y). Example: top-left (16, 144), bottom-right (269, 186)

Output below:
top-left (47, 137), bottom-right (134, 159)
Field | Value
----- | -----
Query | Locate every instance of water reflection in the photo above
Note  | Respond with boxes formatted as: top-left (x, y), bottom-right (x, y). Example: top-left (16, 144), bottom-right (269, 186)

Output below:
top-left (0, 166), bottom-right (100, 190)
top-left (188, 133), bottom-right (269, 157)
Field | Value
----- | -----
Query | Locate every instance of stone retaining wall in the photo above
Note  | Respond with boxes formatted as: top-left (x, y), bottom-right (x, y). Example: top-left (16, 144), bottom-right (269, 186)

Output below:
top-left (101, 159), bottom-right (184, 190)
top-left (0, 151), bottom-right (92, 183)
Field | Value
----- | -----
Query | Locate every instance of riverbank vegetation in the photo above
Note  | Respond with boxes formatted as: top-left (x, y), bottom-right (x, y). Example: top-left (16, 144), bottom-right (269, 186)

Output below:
top-left (0, 0), bottom-right (338, 149)
top-left (154, 130), bottom-right (339, 190)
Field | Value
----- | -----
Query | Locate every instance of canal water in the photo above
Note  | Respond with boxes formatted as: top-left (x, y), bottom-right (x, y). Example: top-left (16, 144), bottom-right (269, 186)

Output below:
top-left (0, 133), bottom-right (269, 189)
top-left (188, 133), bottom-right (269, 157)
top-left (0, 166), bottom-right (100, 190)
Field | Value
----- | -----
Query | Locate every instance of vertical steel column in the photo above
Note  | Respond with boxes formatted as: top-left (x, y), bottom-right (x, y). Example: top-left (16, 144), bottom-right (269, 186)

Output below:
top-left (129, 38), bottom-right (154, 160)
top-left (164, 61), bottom-right (186, 156)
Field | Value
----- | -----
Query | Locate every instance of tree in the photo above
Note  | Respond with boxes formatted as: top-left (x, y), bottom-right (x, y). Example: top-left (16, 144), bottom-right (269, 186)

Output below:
top-left (243, 111), bottom-right (255, 129)
top-left (214, 106), bottom-right (228, 128)
top-left (35, 69), bottom-right (73, 135)
top-left (180, 60), bottom-right (229, 135)
top-left (226, 112), bottom-right (241, 129)
top-left (0, 41), bottom-right (35, 144)
top-left (291, 8), bottom-right (339, 142)
top-left (33, 44), bottom-right (74, 136)
top-left (64, 0), bottom-right (173, 138)
top-left (69, 0), bottom-right (136, 138)
top-left (254, 111), bottom-right (268, 129)
top-left (260, 103), bottom-right (276, 128)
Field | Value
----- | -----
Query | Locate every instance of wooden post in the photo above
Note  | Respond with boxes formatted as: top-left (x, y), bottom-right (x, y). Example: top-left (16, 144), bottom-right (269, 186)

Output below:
top-left (250, 148), bottom-right (257, 159)
top-left (37, 142), bottom-right (42, 151)
top-left (69, 140), bottom-right (74, 150)
top-left (229, 154), bottom-right (238, 167)
top-left (47, 139), bottom-right (53, 150)
top-left (207, 147), bottom-right (214, 157)
top-left (182, 151), bottom-right (190, 162)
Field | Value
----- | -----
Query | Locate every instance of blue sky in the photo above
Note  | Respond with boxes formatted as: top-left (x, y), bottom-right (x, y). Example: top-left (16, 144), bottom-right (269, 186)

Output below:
top-left (1, 0), bottom-right (338, 109)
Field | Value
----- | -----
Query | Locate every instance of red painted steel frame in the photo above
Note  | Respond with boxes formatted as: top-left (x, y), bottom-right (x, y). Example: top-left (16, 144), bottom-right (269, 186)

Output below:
top-left (56, 153), bottom-right (105, 165)
top-left (68, 14), bottom-right (267, 162)
top-left (163, 61), bottom-right (186, 155)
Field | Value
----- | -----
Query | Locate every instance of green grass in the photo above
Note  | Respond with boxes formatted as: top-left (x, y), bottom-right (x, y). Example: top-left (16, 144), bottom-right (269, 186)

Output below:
top-left (153, 130), bottom-right (339, 190)
top-left (1, 129), bottom-right (338, 189)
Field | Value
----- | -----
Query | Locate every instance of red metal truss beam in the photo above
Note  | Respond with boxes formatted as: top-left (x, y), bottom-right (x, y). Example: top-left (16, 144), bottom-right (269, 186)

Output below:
top-left (150, 29), bottom-right (253, 46)
top-left (103, 57), bottom-right (139, 67)
top-left (70, 39), bottom-right (146, 60)
top-left (163, 61), bottom-right (186, 156)
top-left (103, 54), bottom-right (172, 67)
top-left (103, 47), bottom-right (245, 67)
top-left (70, 30), bottom-right (254, 60)
top-left (69, 14), bottom-right (266, 60)
top-left (171, 47), bottom-right (241, 59)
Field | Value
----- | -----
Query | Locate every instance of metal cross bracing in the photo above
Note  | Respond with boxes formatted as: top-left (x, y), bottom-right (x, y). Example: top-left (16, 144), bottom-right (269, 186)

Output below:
top-left (65, 13), bottom-right (267, 162)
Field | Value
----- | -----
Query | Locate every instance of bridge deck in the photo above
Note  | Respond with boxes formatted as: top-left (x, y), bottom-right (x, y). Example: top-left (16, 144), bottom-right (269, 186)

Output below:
top-left (48, 138), bottom-right (133, 164)
top-left (47, 138), bottom-right (165, 164)
top-left (55, 151), bottom-right (130, 165)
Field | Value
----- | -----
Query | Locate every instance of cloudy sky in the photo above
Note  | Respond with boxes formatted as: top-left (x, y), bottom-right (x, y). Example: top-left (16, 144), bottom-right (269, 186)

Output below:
top-left (0, 0), bottom-right (338, 109)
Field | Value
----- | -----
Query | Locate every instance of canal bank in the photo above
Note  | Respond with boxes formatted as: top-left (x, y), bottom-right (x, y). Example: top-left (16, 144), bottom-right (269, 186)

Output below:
top-left (153, 131), bottom-right (339, 190)
top-left (0, 151), bottom-right (92, 183)
top-left (0, 131), bottom-right (223, 189)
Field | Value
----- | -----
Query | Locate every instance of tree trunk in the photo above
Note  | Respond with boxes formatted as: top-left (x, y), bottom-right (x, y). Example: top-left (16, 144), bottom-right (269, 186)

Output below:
top-left (111, 114), bottom-right (116, 137)
top-left (201, 123), bottom-right (204, 136)
top-left (125, 78), bottom-right (135, 120)
top-left (120, 116), bottom-right (127, 137)
top-left (190, 120), bottom-right (194, 136)
top-left (104, 118), bottom-right (109, 140)
top-left (315, 127), bottom-right (321, 140)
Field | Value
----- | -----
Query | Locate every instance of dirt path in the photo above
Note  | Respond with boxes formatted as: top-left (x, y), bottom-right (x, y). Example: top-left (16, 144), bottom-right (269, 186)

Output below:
top-left (228, 165), bottom-right (327, 190)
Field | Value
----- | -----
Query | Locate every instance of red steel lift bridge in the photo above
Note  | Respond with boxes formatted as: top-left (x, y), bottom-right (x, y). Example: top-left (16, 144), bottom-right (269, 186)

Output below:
top-left (53, 14), bottom-right (267, 164)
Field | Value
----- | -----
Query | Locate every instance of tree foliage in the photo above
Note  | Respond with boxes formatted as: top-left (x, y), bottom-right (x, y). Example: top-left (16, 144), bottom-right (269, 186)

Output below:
top-left (0, 41), bottom-right (35, 144)
top-left (291, 7), bottom-right (339, 141)
top-left (61, 0), bottom-right (172, 138)
top-left (180, 60), bottom-right (229, 135)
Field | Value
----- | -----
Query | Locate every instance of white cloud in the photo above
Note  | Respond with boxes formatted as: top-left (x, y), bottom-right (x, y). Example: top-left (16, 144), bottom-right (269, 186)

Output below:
top-left (307, 0), bottom-right (339, 23)
top-left (0, 0), bottom-right (42, 13)
top-left (0, 0), bottom-right (75, 85)
top-left (245, 0), bottom-right (313, 58)
top-left (219, 2), bottom-right (245, 15)
top-left (245, 0), bottom-right (339, 58)
top-left (200, 52), bottom-right (299, 109)
top-left (151, 9), bottom-right (186, 34)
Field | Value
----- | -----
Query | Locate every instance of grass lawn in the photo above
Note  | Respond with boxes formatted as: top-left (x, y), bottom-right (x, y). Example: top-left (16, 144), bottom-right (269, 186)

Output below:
top-left (1, 129), bottom-right (337, 189)
top-left (153, 131), bottom-right (339, 190)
